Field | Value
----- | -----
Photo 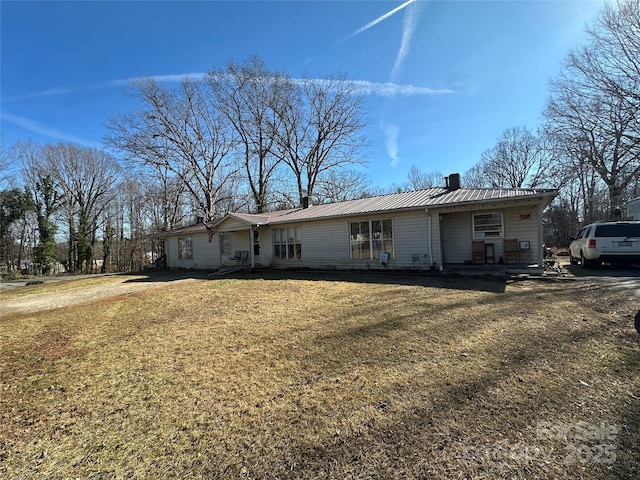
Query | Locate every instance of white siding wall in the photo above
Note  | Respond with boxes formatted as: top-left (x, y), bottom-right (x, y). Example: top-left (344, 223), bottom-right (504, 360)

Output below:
top-left (503, 208), bottom-right (540, 265)
top-left (223, 217), bottom-right (252, 231)
top-left (165, 237), bottom-right (177, 266)
top-left (429, 213), bottom-right (442, 268)
top-left (163, 201), bottom-right (546, 271)
top-left (441, 206), bottom-right (541, 264)
top-left (263, 211), bottom-right (435, 270)
top-left (265, 219), bottom-right (351, 269)
top-left (297, 220), bottom-right (350, 268)
top-left (165, 233), bottom-right (220, 269)
top-left (393, 211), bottom-right (433, 269)
top-left (627, 198), bottom-right (640, 220)
top-left (258, 226), bottom-right (273, 266)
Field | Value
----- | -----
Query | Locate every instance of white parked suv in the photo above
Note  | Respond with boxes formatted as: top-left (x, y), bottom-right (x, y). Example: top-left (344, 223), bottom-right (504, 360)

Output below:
top-left (569, 221), bottom-right (640, 267)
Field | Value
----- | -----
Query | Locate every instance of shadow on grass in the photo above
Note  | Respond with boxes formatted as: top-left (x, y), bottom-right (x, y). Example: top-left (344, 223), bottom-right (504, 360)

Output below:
top-left (278, 282), bottom-right (640, 478)
top-left (616, 344), bottom-right (640, 480)
top-left (4, 268), bottom-right (638, 478)
top-left (122, 270), bottom-right (215, 284)
top-left (212, 269), bottom-right (509, 293)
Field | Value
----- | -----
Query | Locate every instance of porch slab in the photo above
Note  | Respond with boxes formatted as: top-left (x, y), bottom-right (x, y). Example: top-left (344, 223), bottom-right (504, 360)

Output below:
top-left (443, 264), bottom-right (543, 276)
top-left (209, 266), bottom-right (247, 277)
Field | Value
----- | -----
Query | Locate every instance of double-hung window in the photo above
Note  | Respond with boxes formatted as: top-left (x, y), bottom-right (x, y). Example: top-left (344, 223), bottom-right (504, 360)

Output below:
top-left (178, 236), bottom-right (193, 260)
top-left (273, 227), bottom-right (301, 260)
top-left (350, 219), bottom-right (394, 259)
top-left (473, 212), bottom-right (503, 239)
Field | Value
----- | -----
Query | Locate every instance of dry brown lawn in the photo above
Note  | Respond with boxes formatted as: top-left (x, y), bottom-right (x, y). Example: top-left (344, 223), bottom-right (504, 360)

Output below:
top-left (0, 271), bottom-right (638, 479)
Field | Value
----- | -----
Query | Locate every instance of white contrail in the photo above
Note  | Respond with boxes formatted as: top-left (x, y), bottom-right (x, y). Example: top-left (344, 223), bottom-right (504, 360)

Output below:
top-left (7, 74), bottom-right (452, 102)
top-left (338, 0), bottom-right (417, 44)
top-left (2, 74), bottom-right (209, 101)
top-left (1, 113), bottom-right (99, 148)
top-left (385, 1), bottom-right (426, 167)
top-left (109, 73), bottom-right (207, 86)
top-left (3, 87), bottom-right (88, 102)
top-left (391, 0), bottom-right (424, 81)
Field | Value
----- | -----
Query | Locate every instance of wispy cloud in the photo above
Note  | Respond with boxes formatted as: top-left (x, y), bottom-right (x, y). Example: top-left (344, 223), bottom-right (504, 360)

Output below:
top-left (2, 69), bottom-right (451, 155)
top-left (339, 0), bottom-right (417, 44)
top-left (348, 79), bottom-right (451, 97)
top-left (381, 122), bottom-right (400, 168)
top-left (1, 113), bottom-right (98, 148)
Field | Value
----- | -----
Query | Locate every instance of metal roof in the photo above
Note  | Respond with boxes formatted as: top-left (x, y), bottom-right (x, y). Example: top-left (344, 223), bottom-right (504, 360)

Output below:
top-left (229, 187), bottom-right (557, 226)
top-left (156, 187), bottom-right (558, 235)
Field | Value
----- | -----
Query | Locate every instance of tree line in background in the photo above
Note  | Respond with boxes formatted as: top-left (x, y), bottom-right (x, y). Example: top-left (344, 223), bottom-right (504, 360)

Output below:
top-left (1, 0), bottom-right (638, 275)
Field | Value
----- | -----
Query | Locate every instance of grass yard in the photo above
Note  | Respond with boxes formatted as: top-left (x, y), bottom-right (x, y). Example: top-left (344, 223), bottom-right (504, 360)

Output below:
top-left (1, 271), bottom-right (639, 479)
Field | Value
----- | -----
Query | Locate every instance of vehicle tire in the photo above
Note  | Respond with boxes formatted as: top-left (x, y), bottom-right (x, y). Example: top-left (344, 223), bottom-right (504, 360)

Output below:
top-left (581, 252), bottom-right (594, 269)
top-left (569, 254), bottom-right (578, 265)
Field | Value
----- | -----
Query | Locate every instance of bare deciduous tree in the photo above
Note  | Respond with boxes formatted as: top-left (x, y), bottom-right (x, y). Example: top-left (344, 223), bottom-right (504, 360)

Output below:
top-left (143, 169), bottom-right (189, 232)
top-left (314, 168), bottom-right (371, 204)
top-left (584, 0), bottom-right (640, 105)
top-left (0, 187), bottom-right (33, 272)
top-left (42, 143), bottom-right (120, 273)
top-left (106, 78), bottom-right (238, 222)
top-left (208, 56), bottom-right (287, 213)
top-left (274, 75), bottom-right (368, 205)
top-left (544, 0), bottom-right (640, 217)
top-left (0, 134), bottom-right (12, 189)
top-left (406, 166), bottom-right (444, 190)
top-left (476, 126), bottom-right (556, 189)
top-left (463, 164), bottom-right (492, 189)
top-left (16, 141), bottom-right (64, 274)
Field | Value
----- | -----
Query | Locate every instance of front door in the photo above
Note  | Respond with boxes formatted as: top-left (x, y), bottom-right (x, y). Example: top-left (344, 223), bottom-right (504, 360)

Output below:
top-left (440, 212), bottom-right (472, 264)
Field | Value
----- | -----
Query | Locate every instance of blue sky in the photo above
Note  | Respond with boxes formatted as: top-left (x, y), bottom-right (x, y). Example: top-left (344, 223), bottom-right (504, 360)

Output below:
top-left (1, 0), bottom-right (605, 189)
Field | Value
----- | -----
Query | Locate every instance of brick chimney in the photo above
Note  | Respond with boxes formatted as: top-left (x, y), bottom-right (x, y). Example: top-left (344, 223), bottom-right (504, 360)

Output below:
top-left (446, 173), bottom-right (461, 191)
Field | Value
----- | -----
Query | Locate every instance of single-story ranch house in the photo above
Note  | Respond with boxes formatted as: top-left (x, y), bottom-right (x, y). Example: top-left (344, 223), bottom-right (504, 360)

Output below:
top-left (154, 174), bottom-right (558, 274)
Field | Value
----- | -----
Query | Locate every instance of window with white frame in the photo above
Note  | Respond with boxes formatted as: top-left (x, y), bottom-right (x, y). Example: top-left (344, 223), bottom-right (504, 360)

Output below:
top-left (178, 236), bottom-right (193, 260)
top-left (273, 227), bottom-right (301, 260)
top-left (220, 232), bottom-right (231, 254)
top-left (350, 219), bottom-right (394, 259)
top-left (472, 212), bottom-right (503, 239)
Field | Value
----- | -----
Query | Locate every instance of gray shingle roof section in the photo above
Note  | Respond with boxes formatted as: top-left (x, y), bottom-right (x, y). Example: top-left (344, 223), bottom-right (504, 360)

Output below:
top-left (247, 187), bottom-right (557, 225)
top-left (209, 210), bottom-right (295, 228)
top-left (152, 223), bottom-right (209, 237)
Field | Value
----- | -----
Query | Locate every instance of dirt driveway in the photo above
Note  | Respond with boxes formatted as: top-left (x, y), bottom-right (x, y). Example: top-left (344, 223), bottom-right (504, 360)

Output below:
top-left (561, 261), bottom-right (640, 296)
top-left (0, 271), bottom-right (212, 317)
